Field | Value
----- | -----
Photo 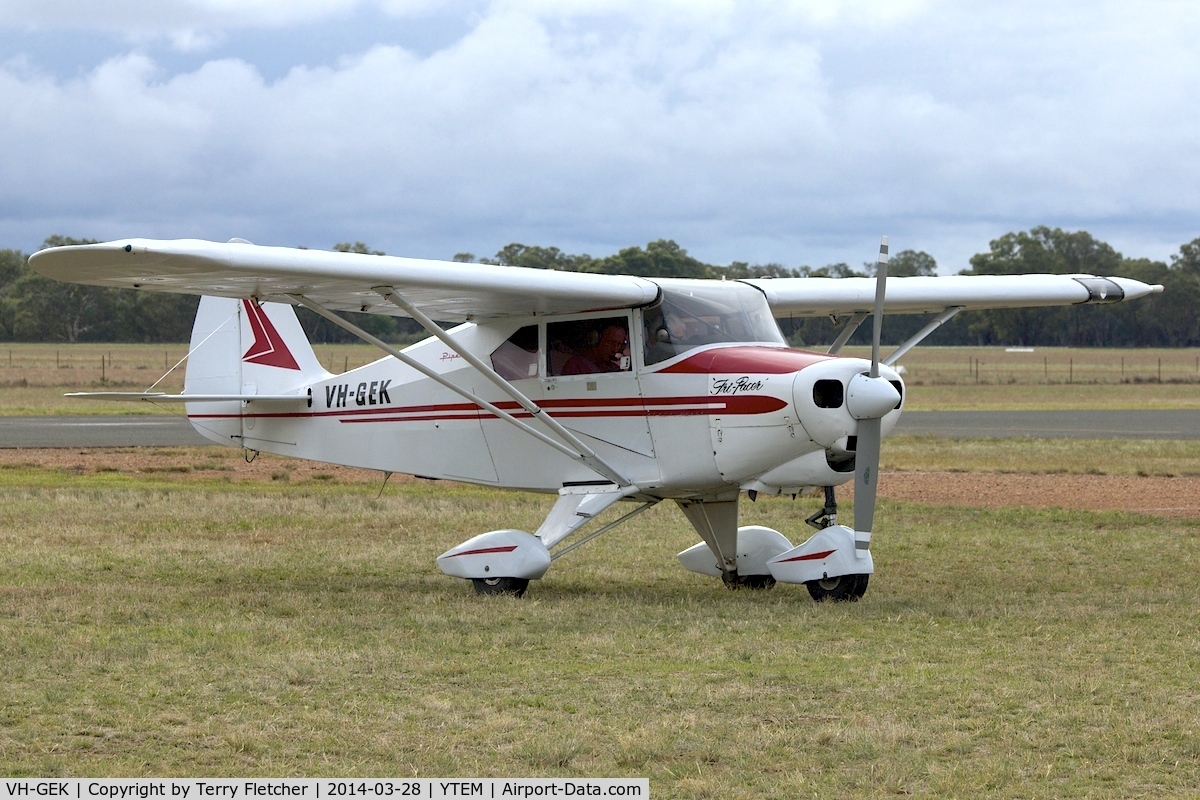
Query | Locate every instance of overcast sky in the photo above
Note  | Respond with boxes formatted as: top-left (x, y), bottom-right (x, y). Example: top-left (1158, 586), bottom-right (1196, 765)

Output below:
top-left (1, 0), bottom-right (1197, 273)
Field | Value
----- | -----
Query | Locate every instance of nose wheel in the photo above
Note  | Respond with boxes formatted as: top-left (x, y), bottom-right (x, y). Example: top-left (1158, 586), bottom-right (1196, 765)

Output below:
top-left (806, 573), bottom-right (869, 602)
top-left (723, 572), bottom-right (777, 590)
top-left (472, 577), bottom-right (530, 597)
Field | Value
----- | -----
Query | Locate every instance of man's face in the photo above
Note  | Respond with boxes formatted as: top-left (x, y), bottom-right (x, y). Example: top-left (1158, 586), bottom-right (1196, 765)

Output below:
top-left (599, 327), bottom-right (627, 359)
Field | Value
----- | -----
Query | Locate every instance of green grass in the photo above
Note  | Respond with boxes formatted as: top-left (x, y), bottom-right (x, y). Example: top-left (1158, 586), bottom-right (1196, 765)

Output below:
top-left (883, 436), bottom-right (1200, 476)
top-left (1, 465), bottom-right (1198, 796)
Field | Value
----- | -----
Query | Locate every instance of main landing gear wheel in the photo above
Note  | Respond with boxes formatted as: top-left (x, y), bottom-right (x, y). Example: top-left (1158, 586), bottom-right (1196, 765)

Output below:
top-left (722, 573), bottom-right (776, 590)
top-left (472, 577), bottom-right (530, 597)
top-left (806, 573), bottom-right (869, 602)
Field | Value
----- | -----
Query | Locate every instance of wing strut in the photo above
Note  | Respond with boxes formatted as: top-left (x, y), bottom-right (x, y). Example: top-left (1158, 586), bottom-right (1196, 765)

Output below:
top-left (287, 292), bottom-right (631, 488)
top-left (826, 312), bottom-right (868, 355)
top-left (372, 286), bottom-right (631, 487)
top-left (883, 306), bottom-right (963, 366)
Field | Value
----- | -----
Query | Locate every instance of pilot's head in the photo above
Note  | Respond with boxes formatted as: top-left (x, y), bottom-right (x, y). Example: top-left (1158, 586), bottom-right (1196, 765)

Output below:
top-left (598, 324), bottom-right (628, 359)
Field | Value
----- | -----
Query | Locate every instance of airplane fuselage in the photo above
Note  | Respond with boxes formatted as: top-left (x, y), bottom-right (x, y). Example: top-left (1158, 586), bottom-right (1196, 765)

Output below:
top-left (185, 281), bottom-right (904, 500)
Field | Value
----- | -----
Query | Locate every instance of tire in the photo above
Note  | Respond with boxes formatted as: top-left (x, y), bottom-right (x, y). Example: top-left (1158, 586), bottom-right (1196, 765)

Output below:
top-left (472, 577), bottom-right (530, 597)
top-left (728, 574), bottom-right (776, 590)
top-left (805, 573), bottom-right (869, 602)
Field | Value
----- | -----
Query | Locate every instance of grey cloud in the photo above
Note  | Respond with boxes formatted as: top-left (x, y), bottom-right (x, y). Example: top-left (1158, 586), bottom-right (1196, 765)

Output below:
top-left (0, 0), bottom-right (1198, 271)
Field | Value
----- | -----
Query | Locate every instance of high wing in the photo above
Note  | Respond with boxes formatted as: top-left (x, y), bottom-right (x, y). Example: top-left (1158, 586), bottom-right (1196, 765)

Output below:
top-left (28, 238), bottom-right (1163, 322)
top-left (27, 238), bottom-right (660, 322)
top-left (744, 273), bottom-right (1162, 316)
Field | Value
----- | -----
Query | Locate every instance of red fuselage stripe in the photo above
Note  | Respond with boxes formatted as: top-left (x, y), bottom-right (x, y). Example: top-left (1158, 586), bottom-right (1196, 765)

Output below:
top-left (187, 394), bottom-right (788, 421)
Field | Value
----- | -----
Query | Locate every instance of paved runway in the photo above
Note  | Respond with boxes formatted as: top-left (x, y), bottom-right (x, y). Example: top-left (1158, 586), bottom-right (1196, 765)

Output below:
top-left (894, 409), bottom-right (1200, 440)
top-left (0, 410), bottom-right (1195, 448)
top-left (0, 415), bottom-right (212, 448)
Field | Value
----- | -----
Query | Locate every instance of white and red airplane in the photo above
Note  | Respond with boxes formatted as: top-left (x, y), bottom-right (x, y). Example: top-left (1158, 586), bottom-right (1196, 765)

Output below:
top-left (29, 237), bottom-right (1162, 600)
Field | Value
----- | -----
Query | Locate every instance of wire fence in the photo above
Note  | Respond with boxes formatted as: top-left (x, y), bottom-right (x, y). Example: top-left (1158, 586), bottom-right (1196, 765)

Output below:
top-left (804, 346), bottom-right (1200, 386)
top-left (1, 343), bottom-right (1197, 388)
top-left (0, 343), bottom-right (384, 388)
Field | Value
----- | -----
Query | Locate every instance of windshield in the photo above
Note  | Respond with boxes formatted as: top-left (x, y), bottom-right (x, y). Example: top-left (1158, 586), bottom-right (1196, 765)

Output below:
top-left (642, 281), bottom-right (784, 365)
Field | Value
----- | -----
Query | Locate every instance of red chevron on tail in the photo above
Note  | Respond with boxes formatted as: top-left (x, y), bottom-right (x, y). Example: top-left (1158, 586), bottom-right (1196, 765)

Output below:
top-left (242, 299), bottom-right (301, 370)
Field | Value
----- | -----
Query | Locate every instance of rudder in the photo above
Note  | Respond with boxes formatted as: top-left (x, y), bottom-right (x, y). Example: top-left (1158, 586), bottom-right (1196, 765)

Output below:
top-left (184, 297), bottom-right (330, 445)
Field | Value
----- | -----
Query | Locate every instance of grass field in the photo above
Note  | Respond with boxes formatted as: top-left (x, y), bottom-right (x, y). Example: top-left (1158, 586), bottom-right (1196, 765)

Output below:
top-left (882, 435), bottom-right (1200, 477)
top-left (0, 448), bottom-right (1198, 795)
top-left (0, 344), bottom-right (1197, 414)
top-left (1, 343), bottom-right (1198, 794)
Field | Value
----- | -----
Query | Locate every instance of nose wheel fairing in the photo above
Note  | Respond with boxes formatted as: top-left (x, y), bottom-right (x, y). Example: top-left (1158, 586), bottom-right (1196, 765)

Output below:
top-left (437, 529), bottom-right (552, 582)
top-left (764, 524), bottom-right (873, 586)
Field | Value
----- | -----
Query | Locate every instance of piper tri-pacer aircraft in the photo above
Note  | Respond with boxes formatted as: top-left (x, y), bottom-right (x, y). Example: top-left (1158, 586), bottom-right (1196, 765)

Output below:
top-left (29, 238), bottom-right (1162, 600)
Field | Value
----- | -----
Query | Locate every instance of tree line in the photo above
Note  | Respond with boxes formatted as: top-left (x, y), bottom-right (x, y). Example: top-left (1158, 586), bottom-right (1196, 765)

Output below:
top-left (2, 228), bottom-right (1196, 347)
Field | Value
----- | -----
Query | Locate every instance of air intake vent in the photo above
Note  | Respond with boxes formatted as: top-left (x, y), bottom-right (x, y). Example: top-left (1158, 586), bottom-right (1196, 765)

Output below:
top-left (813, 379), bottom-right (844, 408)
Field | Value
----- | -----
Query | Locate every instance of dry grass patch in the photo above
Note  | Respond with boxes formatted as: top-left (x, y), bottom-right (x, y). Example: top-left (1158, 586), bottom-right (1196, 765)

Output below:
top-left (0, 343), bottom-right (384, 415)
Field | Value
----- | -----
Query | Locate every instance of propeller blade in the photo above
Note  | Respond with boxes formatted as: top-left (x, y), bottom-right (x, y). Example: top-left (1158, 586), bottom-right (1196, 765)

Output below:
top-left (870, 236), bottom-right (889, 378)
top-left (854, 417), bottom-right (881, 534)
top-left (856, 236), bottom-right (889, 539)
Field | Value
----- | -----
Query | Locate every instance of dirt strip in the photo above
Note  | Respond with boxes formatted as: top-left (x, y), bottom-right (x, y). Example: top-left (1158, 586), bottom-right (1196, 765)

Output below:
top-left (1, 448), bottom-right (1198, 519)
top-left (0, 447), bottom-right (379, 484)
top-left (874, 471), bottom-right (1200, 519)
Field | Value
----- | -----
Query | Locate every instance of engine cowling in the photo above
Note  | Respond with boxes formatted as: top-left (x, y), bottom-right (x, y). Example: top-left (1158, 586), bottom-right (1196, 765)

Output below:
top-left (792, 357), bottom-right (904, 449)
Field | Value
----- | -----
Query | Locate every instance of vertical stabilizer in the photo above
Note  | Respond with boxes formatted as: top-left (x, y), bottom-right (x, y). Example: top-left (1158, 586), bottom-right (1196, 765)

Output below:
top-left (184, 296), bottom-right (330, 445)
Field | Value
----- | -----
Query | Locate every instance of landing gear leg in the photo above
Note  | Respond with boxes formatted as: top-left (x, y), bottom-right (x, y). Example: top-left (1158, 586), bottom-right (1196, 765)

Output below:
top-left (805, 485), bottom-right (838, 530)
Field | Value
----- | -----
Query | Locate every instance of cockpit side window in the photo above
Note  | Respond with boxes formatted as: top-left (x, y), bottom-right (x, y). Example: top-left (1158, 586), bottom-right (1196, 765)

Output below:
top-left (546, 317), bottom-right (631, 377)
top-left (490, 324), bottom-right (539, 380)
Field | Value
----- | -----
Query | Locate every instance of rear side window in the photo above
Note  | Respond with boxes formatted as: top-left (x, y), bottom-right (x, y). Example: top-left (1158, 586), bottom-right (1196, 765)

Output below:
top-left (490, 325), bottom-right (539, 380)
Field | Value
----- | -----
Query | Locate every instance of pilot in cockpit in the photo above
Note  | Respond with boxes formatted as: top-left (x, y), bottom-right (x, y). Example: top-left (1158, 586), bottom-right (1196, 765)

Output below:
top-left (562, 323), bottom-right (629, 375)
